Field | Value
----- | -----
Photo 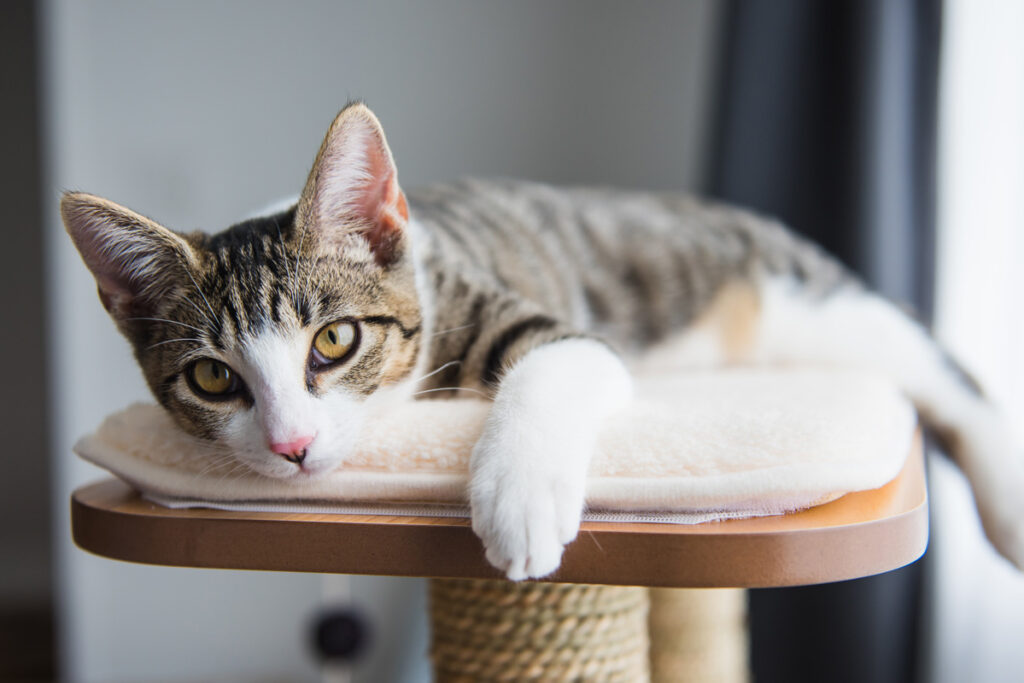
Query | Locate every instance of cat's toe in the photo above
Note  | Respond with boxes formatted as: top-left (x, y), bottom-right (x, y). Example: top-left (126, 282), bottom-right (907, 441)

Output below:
top-left (473, 495), bottom-right (565, 580)
top-left (483, 545), bottom-right (512, 575)
top-left (491, 529), bottom-right (563, 582)
top-left (470, 467), bottom-right (578, 580)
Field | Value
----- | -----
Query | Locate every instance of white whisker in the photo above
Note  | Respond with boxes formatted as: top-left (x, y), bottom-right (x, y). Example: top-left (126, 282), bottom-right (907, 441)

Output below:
top-left (146, 337), bottom-right (204, 350)
top-left (273, 216), bottom-right (298, 314)
top-left (182, 263), bottom-right (218, 324)
top-left (194, 454), bottom-right (237, 479)
top-left (432, 323), bottom-right (476, 337)
top-left (181, 295), bottom-right (216, 328)
top-left (586, 529), bottom-right (605, 554)
top-left (292, 216), bottom-right (309, 312)
top-left (412, 386), bottom-right (489, 398)
top-left (211, 460), bottom-right (254, 486)
top-left (414, 360), bottom-right (461, 385)
top-left (300, 254), bottom-right (317, 313)
top-left (124, 317), bottom-right (205, 334)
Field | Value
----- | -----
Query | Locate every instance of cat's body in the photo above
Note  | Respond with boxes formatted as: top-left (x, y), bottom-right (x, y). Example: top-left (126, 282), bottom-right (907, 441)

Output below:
top-left (63, 103), bottom-right (1024, 579)
top-left (409, 178), bottom-right (849, 391)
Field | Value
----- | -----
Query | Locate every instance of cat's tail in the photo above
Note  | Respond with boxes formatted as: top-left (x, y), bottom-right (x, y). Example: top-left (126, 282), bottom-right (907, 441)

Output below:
top-left (754, 276), bottom-right (1024, 569)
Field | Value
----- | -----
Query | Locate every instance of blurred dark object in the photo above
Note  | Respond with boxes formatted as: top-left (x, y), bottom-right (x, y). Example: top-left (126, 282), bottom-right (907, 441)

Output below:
top-left (710, 0), bottom-right (940, 322)
top-left (0, 0), bottom-right (55, 680)
top-left (709, 1), bottom-right (941, 682)
top-left (312, 607), bottom-right (371, 662)
top-left (0, 608), bottom-right (55, 681)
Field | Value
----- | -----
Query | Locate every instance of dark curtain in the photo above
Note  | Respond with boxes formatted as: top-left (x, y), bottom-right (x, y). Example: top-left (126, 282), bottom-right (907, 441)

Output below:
top-left (707, 1), bottom-right (941, 682)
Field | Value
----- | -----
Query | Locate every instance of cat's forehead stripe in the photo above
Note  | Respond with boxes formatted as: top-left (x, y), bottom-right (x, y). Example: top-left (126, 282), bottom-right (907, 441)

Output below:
top-left (194, 208), bottom-right (308, 338)
top-left (205, 207), bottom-right (297, 252)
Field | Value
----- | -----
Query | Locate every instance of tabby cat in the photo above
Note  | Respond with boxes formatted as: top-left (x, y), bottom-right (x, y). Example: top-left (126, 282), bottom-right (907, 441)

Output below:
top-left (62, 103), bottom-right (1023, 580)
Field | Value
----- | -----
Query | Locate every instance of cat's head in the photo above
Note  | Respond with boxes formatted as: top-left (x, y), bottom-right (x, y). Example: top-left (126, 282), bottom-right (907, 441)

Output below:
top-left (62, 103), bottom-right (423, 479)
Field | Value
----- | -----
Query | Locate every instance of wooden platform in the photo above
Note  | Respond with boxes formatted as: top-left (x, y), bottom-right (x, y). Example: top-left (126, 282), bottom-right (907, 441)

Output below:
top-left (71, 432), bottom-right (927, 588)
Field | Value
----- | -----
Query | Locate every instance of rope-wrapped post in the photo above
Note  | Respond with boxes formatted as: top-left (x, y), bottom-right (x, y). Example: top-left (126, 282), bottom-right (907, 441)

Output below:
top-left (429, 578), bottom-right (650, 682)
top-left (648, 588), bottom-right (749, 683)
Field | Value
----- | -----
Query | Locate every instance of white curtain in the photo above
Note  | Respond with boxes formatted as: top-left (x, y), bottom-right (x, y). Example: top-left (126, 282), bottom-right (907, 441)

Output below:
top-left (932, 1), bottom-right (1024, 680)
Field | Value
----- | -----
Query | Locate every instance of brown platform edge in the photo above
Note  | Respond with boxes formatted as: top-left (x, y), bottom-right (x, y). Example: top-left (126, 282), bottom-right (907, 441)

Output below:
top-left (71, 433), bottom-right (927, 588)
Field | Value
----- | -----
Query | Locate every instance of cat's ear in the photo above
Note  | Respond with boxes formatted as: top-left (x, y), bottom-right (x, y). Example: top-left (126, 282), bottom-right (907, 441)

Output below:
top-left (298, 102), bottom-right (409, 266)
top-left (61, 192), bottom-right (199, 320)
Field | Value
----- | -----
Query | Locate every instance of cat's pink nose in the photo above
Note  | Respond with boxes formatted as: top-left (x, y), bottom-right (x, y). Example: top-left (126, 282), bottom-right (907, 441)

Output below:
top-left (270, 434), bottom-right (315, 464)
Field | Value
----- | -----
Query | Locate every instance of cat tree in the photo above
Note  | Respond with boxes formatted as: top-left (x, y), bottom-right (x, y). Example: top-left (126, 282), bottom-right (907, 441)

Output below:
top-left (71, 434), bottom-right (925, 682)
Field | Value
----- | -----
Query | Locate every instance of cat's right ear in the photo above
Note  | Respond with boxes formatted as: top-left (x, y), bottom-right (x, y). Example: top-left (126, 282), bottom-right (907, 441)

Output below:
top-left (297, 103), bottom-right (409, 267)
top-left (61, 192), bottom-right (199, 320)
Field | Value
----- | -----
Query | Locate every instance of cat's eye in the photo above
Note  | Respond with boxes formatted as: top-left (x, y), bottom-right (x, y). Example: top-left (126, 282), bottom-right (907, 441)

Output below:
top-left (311, 320), bottom-right (359, 367)
top-left (187, 359), bottom-right (239, 398)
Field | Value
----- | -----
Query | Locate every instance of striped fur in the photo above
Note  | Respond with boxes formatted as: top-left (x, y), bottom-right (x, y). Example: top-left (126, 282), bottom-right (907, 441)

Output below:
top-left (409, 178), bottom-right (853, 393)
top-left (62, 103), bottom-right (1023, 578)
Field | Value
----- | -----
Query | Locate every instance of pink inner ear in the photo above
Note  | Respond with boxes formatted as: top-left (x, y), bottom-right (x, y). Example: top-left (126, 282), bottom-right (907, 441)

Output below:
top-left (361, 171), bottom-right (408, 266)
top-left (318, 113), bottom-right (409, 264)
top-left (342, 125), bottom-right (409, 225)
top-left (94, 273), bottom-right (135, 316)
top-left (353, 140), bottom-right (394, 222)
top-left (65, 206), bottom-right (145, 316)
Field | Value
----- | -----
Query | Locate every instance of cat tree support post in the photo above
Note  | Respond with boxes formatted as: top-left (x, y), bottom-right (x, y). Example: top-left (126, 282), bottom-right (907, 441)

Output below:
top-left (429, 579), bottom-right (650, 681)
top-left (648, 587), bottom-right (749, 683)
top-left (428, 580), bottom-right (749, 683)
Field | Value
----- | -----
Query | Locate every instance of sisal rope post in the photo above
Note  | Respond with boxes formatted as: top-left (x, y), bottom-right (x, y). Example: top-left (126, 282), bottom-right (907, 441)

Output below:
top-left (429, 578), bottom-right (650, 682)
top-left (647, 587), bottom-right (749, 683)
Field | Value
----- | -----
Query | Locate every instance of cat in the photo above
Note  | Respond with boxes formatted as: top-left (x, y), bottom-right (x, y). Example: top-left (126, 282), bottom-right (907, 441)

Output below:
top-left (62, 102), bottom-right (1024, 580)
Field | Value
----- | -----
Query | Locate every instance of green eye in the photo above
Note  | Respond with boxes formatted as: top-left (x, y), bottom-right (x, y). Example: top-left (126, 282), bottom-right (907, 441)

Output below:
top-left (188, 359), bottom-right (236, 396)
top-left (313, 320), bottom-right (358, 363)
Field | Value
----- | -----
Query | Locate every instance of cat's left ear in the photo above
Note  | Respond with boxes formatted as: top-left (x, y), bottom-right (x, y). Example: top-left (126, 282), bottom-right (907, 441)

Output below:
top-left (298, 102), bottom-right (409, 266)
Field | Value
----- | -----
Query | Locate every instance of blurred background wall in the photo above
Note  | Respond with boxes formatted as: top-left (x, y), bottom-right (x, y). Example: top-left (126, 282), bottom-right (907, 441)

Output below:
top-left (0, 0), bottom-right (1021, 681)
top-left (39, 1), bottom-right (720, 681)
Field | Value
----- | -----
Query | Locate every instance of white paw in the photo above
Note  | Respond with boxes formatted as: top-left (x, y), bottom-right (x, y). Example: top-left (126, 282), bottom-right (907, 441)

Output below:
top-left (466, 337), bottom-right (631, 580)
top-left (469, 431), bottom-right (586, 581)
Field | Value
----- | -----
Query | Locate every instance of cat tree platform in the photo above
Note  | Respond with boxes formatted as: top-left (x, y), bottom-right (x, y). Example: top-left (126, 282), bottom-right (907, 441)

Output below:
top-left (71, 432), bottom-right (926, 681)
top-left (71, 432), bottom-right (926, 587)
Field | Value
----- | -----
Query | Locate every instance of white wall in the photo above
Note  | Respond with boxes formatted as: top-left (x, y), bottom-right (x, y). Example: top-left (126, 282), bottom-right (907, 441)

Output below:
top-left (931, 1), bottom-right (1024, 681)
top-left (42, 2), bottom-right (721, 681)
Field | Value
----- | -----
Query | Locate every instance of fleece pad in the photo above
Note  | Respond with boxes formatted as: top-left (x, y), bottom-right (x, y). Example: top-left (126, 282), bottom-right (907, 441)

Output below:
top-left (74, 368), bottom-right (917, 523)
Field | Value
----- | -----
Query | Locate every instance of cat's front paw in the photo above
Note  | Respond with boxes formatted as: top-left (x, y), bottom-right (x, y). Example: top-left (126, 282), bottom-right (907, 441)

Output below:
top-left (469, 431), bottom-right (586, 581)
top-left (466, 338), bottom-right (630, 580)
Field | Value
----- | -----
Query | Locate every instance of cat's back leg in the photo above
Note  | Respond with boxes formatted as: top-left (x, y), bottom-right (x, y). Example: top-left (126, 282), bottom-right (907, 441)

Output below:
top-left (654, 271), bottom-right (1024, 569)
top-left (631, 278), bottom-right (763, 372)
